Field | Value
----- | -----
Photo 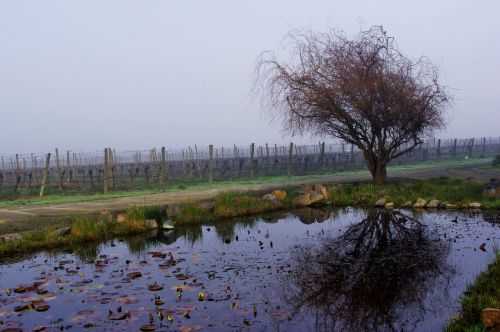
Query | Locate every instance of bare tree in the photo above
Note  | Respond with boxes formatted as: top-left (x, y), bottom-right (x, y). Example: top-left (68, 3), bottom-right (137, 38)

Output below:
top-left (257, 26), bottom-right (450, 184)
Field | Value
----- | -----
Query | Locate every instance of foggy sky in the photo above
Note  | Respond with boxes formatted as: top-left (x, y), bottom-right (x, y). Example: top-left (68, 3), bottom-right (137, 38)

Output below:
top-left (1, 0), bottom-right (499, 154)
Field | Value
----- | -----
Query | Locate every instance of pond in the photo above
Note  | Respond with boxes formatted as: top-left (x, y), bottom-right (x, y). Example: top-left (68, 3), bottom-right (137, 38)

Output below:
top-left (1, 208), bottom-right (500, 332)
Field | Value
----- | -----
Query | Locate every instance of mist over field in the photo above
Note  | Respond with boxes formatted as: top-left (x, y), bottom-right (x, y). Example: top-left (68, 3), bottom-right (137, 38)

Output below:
top-left (1, 0), bottom-right (499, 153)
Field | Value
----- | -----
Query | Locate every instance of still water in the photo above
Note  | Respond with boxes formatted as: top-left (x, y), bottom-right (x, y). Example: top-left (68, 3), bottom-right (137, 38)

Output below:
top-left (1, 208), bottom-right (499, 332)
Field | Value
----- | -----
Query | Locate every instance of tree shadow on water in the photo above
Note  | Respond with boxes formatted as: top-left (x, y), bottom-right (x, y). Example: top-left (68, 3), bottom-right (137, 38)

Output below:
top-left (284, 209), bottom-right (454, 332)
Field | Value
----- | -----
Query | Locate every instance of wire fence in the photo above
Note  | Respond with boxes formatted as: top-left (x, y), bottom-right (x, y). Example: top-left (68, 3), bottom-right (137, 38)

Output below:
top-left (1, 137), bottom-right (499, 197)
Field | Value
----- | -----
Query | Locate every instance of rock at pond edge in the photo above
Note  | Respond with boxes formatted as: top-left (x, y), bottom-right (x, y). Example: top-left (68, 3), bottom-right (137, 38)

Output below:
top-left (482, 308), bottom-right (500, 328)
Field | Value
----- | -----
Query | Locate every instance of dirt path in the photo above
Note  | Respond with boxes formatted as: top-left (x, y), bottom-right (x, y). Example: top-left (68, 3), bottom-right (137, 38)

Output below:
top-left (0, 160), bottom-right (498, 234)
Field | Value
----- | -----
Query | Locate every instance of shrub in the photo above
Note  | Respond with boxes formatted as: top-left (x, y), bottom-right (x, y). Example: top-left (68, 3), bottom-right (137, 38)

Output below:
top-left (214, 192), bottom-right (276, 218)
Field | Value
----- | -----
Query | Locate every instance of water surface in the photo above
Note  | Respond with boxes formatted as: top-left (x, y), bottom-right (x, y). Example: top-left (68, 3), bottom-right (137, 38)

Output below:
top-left (0, 208), bottom-right (499, 332)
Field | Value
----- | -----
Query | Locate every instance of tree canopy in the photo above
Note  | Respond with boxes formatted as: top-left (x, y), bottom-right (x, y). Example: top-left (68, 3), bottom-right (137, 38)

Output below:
top-left (257, 26), bottom-right (450, 184)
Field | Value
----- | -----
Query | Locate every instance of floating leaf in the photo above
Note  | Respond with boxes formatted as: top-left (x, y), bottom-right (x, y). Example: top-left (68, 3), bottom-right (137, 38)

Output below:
top-left (148, 282), bottom-right (163, 292)
top-left (126, 271), bottom-right (142, 279)
top-left (140, 324), bottom-right (156, 331)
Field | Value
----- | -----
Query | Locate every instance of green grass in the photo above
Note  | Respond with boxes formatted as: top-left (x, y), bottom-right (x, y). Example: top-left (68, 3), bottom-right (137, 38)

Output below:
top-left (213, 192), bottom-right (279, 218)
top-left (446, 254), bottom-right (500, 332)
top-left (171, 202), bottom-right (215, 224)
top-left (0, 211), bottom-right (154, 259)
top-left (125, 205), bottom-right (164, 221)
top-left (329, 177), bottom-right (500, 209)
top-left (171, 192), bottom-right (281, 224)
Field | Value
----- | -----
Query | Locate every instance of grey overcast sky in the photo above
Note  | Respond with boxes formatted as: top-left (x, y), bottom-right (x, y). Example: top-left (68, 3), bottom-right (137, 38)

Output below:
top-left (1, 1), bottom-right (499, 153)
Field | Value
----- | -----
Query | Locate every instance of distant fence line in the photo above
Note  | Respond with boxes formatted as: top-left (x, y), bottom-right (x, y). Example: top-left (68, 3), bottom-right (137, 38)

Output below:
top-left (1, 137), bottom-right (499, 196)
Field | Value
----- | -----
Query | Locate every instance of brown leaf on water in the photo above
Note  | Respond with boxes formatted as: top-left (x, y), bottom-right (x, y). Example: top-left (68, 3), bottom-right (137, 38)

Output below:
top-left (148, 282), bottom-right (164, 292)
top-left (149, 251), bottom-right (167, 259)
top-left (1, 328), bottom-right (23, 332)
top-left (14, 303), bottom-right (31, 312)
top-left (140, 324), bottom-right (156, 331)
top-left (171, 285), bottom-right (193, 292)
top-left (116, 295), bottom-right (139, 305)
top-left (175, 273), bottom-right (191, 281)
top-left (179, 325), bottom-right (203, 332)
top-left (32, 300), bottom-right (50, 312)
top-left (71, 309), bottom-right (95, 322)
top-left (108, 311), bottom-right (130, 320)
top-left (126, 271), bottom-right (142, 279)
top-left (14, 284), bottom-right (36, 294)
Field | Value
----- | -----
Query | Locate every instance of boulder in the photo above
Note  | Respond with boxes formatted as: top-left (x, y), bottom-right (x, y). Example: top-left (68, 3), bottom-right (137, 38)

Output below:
top-left (469, 202), bottom-right (482, 209)
top-left (52, 227), bottom-right (71, 237)
top-left (262, 193), bottom-right (279, 204)
top-left (401, 201), bottom-right (413, 208)
top-left (293, 193), bottom-right (312, 207)
top-left (272, 190), bottom-right (287, 201)
top-left (313, 184), bottom-right (329, 200)
top-left (482, 308), bottom-right (500, 328)
top-left (384, 202), bottom-right (395, 209)
top-left (445, 203), bottom-right (458, 209)
top-left (413, 198), bottom-right (427, 209)
top-left (309, 192), bottom-right (325, 205)
top-left (303, 184), bottom-right (328, 198)
top-left (116, 213), bottom-right (128, 223)
top-left (162, 222), bottom-right (175, 230)
top-left (144, 219), bottom-right (158, 229)
top-left (0, 233), bottom-right (22, 242)
top-left (426, 199), bottom-right (441, 209)
top-left (374, 198), bottom-right (386, 208)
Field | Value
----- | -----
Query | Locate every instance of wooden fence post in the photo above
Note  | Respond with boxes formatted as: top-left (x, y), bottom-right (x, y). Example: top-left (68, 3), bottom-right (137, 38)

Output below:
top-left (249, 143), bottom-right (255, 178)
top-left (208, 145), bottom-right (214, 183)
top-left (104, 148), bottom-right (109, 193)
top-left (481, 137), bottom-right (486, 157)
top-left (468, 138), bottom-right (475, 157)
top-left (14, 154), bottom-right (21, 192)
top-left (436, 139), bottom-right (441, 158)
top-left (160, 146), bottom-right (167, 188)
top-left (40, 153), bottom-right (51, 197)
top-left (319, 142), bottom-right (325, 169)
top-left (265, 143), bottom-right (270, 175)
top-left (55, 148), bottom-right (63, 191)
top-left (452, 139), bottom-right (457, 157)
top-left (288, 142), bottom-right (294, 177)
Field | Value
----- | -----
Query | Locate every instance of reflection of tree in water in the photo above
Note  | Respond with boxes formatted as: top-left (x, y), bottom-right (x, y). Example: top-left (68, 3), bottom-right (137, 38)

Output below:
top-left (482, 211), bottom-right (500, 225)
top-left (285, 210), bottom-right (452, 332)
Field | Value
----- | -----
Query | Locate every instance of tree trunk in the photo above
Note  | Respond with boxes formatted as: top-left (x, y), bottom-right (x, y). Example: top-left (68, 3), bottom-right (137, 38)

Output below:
top-left (372, 163), bottom-right (387, 185)
top-left (364, 151), bottom-right (387, 185)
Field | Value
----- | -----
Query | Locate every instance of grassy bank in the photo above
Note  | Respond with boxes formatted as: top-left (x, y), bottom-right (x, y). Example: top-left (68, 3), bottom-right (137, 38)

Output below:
top-left (329, 177), bottom-right (500, 209)
top-left (0, 206), bottom-right (159, 259)
top-left (1, 176), bottom-right (498, 257)
top-left (168, 177), bottom-right (499, 225)
top-left (170, 192), bottom-right (285, 224)
top-left (446, 254), bottom-right (500, 332)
